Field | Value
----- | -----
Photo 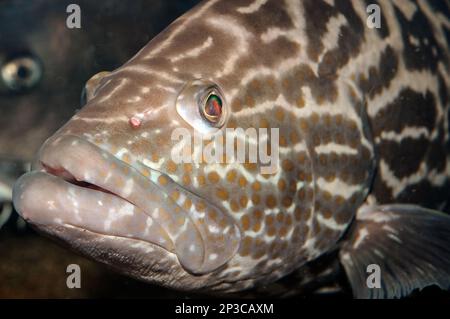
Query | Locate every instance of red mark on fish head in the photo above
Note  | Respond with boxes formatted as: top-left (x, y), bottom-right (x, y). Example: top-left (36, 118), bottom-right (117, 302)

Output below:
top-left (129, 117), bottom-right (142, 129)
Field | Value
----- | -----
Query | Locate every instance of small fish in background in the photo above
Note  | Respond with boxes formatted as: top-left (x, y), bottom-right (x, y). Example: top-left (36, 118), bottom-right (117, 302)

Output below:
top-left (0, 48), bottom-right (43, 231)
top-left (12, 0), bottom-right (450, 298)
top-left (0, 0), bottom-right (200, 298)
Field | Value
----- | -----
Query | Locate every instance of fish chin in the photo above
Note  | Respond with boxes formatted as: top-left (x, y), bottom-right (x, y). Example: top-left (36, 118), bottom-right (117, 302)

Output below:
top-left (12, 134), bottom-right (240, 280)
top-left (30, 222), bottom-right (218, 291)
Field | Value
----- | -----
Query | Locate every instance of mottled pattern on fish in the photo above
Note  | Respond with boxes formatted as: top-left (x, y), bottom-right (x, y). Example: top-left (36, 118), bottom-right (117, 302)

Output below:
top-left (13, 0), bottom-right (450, 297)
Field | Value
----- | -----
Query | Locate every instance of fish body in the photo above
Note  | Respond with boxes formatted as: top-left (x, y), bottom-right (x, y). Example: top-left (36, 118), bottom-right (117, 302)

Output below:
top-left (13, 0), bottom-right (450, 298)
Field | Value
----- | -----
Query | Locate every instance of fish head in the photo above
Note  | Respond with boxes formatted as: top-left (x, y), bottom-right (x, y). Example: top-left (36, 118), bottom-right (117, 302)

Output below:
top-left (13, 72), bottom-right (244, 291)
top-left (12, 0), bottom-right (338, 292)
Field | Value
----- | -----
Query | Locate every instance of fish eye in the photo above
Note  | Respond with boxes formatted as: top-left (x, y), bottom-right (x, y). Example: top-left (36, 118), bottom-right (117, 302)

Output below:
top-left (1, 55), bottom-right (42, 92)
top-left (176, 79), bottom-right (228, 134)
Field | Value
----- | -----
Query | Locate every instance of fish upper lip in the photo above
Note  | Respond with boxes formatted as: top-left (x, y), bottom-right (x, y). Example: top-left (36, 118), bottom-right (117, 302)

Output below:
top-left (16, 134), bottom-right (185, 253)
top-left (14, 134), bottom-right (179, 253)
top-left (40, 162), bottom-right (136, 208)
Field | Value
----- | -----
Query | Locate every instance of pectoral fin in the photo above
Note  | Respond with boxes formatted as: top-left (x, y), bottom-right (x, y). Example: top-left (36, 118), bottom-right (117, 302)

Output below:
top-left (339, 204), bottom-right (450, 298)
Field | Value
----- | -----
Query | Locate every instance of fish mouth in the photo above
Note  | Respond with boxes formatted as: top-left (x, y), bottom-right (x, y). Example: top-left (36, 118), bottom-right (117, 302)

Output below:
top-left (12, 135), bottom-right (240, 275)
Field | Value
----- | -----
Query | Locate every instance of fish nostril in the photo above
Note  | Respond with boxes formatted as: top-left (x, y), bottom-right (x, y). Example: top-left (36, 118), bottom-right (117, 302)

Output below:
top-left (80, 86), bottom-right (88, 107)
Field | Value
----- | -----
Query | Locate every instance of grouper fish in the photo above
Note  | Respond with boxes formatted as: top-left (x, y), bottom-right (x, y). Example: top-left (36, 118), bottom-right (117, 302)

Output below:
top-left (12, 0), bottom-right (450, 298)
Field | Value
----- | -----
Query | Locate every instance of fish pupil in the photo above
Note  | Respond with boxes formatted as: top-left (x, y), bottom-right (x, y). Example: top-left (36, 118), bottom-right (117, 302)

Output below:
top-left (204, 94), bottom-right (222, 121)
top-left (17, 65), bottom-right (30, 79)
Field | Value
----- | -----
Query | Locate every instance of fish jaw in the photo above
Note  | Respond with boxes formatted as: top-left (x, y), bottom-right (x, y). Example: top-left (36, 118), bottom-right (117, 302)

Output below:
top-left (12, 134), bottom-right (241, 285)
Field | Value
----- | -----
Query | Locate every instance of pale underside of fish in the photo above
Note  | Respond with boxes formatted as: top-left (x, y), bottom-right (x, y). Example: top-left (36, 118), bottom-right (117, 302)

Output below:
top-left (12, 0), bottom-right (450, 298)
